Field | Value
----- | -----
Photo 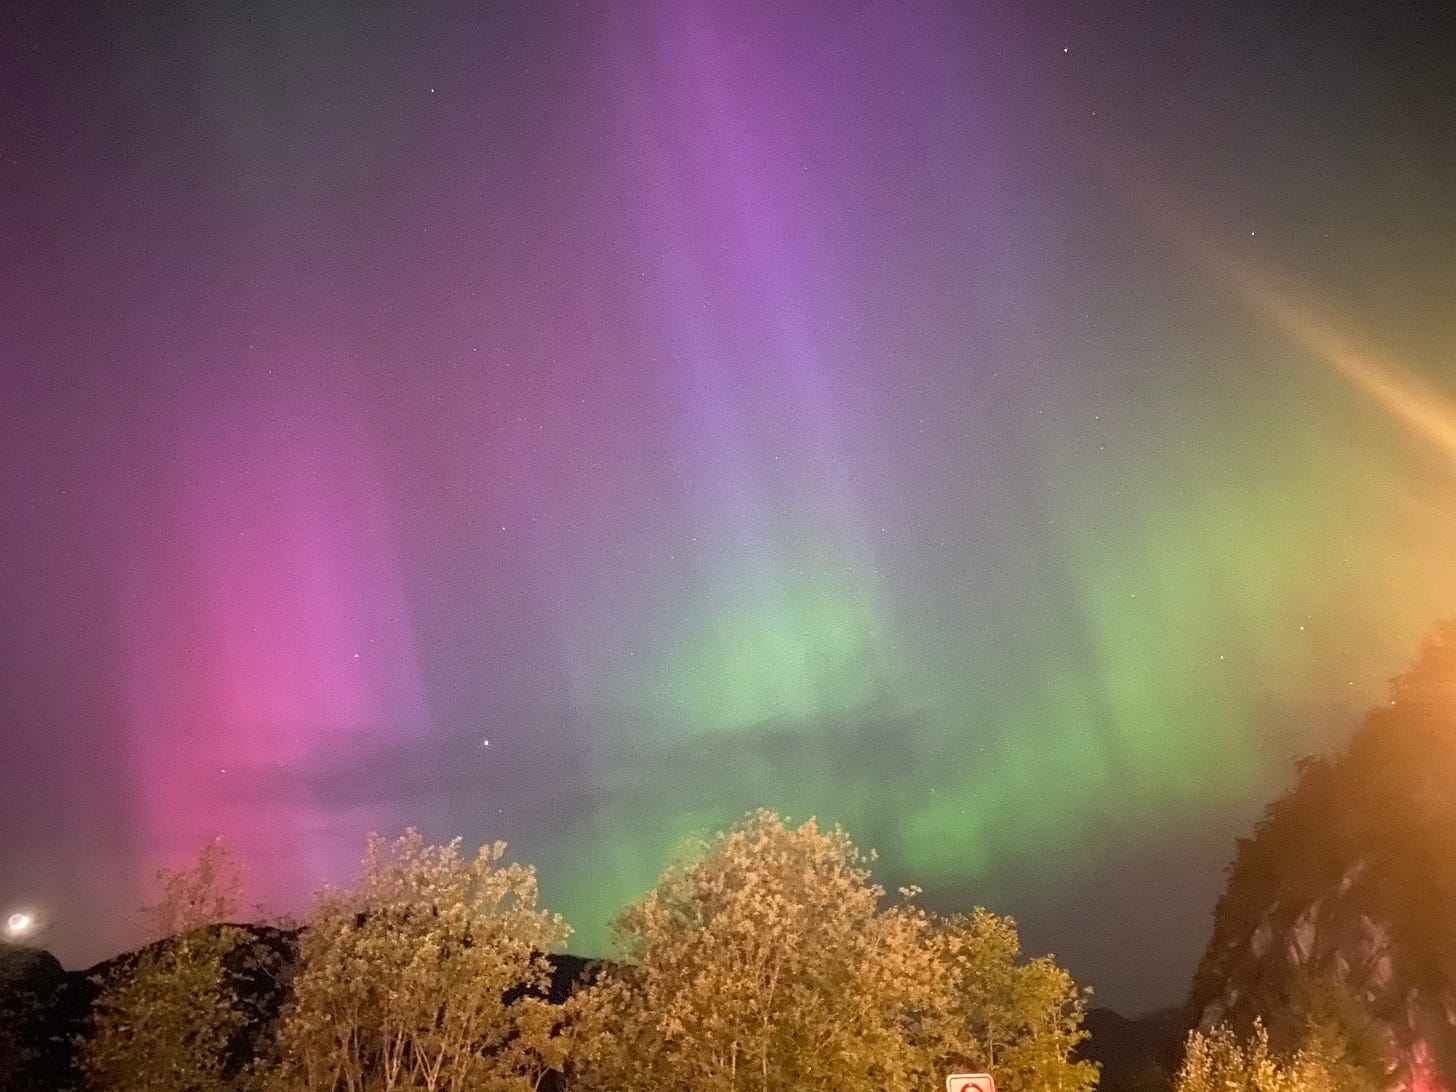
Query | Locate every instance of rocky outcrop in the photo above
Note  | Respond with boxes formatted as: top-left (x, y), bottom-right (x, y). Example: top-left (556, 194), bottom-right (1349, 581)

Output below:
top-left (1188, 625), bottom-right (1456, 1092)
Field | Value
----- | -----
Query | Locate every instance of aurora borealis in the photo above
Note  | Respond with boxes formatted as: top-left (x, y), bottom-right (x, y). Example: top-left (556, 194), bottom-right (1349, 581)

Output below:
top-left (2, 1), bottom-right (1454, 1013)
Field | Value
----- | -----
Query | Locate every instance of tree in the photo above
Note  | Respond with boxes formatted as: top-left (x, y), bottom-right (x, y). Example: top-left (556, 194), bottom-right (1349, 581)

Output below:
top-left (564, 810), bottom-right (1095, 1092)
top-left (82, 838), bottom-right (260, 1092)
top-left (265, 829), bottom-right (569, 1092)
top-left (904, 908), bottom-right (1096, 1092)
top-left (994, 954), bottom-right (1097, 1092)
top-left (1175, 1020), bottom-right (1380, 1092)
top-left (1286, 972), bottom-right (1388, 1091)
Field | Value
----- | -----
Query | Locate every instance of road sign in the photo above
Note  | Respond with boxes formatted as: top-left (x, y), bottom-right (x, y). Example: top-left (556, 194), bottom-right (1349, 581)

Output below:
top-left (947, 1074), bottom-right (995, 1092)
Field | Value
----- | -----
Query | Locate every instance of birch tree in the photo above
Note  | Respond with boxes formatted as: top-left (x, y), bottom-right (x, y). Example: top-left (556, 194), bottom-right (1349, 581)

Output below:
top-left (267, 829), bottom-right (569, 1092)
top-left (918, 910), bottom-right (1097, 1092)
top-left (82, 838), bottom-right (258, 1092)
top-left (1177, 1020), bottom-right (1381, 1092)
top-left (566, 811), bottom-right (1096, 1092)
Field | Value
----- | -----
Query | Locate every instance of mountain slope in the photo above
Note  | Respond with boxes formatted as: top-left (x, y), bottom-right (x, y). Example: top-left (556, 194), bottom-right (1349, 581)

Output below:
top-left (1188, 624), bottom-right (1456, 1092)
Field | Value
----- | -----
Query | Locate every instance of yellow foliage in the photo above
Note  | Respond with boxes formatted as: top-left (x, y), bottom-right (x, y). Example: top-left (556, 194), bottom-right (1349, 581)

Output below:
top-left (82, 840), bottom-right (253, 1092)
top-left (564, 810), bottom-right (1095, 1092)
top-left (265, 829), bottom-right (570, 1092)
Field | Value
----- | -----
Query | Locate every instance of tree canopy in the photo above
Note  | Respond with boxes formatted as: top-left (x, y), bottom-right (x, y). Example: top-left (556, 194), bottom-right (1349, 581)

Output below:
top-left (24, 815), bottom-right (1098, 1092)
top-left (265, 829), bottom-right (569, 1092)
top-left (82, 839), bottom-right (265, 1092)
top-left (565, 809), bottom-right (1095, 1092)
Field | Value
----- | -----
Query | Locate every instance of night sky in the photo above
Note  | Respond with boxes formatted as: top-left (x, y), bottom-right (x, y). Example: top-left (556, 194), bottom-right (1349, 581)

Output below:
top-left (2, 1), bottom-right (1454, 1015)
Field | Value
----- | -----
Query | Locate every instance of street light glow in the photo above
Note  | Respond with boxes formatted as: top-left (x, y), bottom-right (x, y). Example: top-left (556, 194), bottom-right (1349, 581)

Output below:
top-left (5, 911), bottom-right (34, 937)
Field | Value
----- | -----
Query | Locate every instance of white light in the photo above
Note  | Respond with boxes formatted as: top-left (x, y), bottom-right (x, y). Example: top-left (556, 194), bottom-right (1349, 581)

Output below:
top-left (6, 911), bottom-right (33, 937)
